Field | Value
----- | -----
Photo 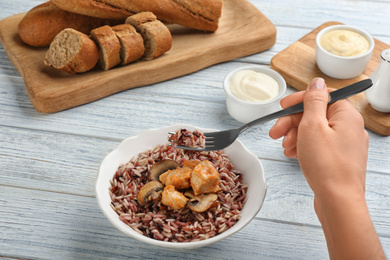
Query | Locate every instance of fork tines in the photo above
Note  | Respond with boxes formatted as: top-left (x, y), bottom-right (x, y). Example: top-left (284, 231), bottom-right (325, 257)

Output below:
top-left (204, 133), bottom-right (214, 146)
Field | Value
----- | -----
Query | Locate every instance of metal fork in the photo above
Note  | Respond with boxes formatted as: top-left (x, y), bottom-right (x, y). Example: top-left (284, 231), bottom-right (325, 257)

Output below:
top-left (169, 79), bottom-right (372, 151)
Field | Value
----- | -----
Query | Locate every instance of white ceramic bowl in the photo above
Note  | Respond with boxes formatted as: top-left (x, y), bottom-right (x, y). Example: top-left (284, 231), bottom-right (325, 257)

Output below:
top-left (315, 24), bottom-right (374, 79)
top-left (223, 66), bottom-right (287, 123)
top-left (96, 123), bottom-right (267, 249)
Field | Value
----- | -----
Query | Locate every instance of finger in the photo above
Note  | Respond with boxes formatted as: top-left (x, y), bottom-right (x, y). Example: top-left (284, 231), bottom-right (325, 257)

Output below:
top-left (284, 146), bottom-right (297, 158)
top-left (282, 127), bottom-right (298, 151)
top-left (301, 77), bottom-right (329, 122)
top-left (269, 117), bottom-right (287, 139)
top-left (280, 91), bottom-right (306, 109)
top-left (280, 86), bottom-right (334, 110)
top-left (269, 113), bottom-right (303, 140)
top-left (269, 87), bottom-right (310, 140)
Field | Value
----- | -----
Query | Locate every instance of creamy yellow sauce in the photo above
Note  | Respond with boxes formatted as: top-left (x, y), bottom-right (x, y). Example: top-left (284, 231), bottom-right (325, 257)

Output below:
top-left (320, 29), bottom-right (370, 57)
top-left (230, 70), bottom-right (280, 103)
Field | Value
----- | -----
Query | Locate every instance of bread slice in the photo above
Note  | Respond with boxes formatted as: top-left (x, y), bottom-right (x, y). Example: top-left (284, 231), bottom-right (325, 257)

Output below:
top-left (44, 28), bottom-right (99, 74)
top-left (18, 2), bottom-right (123, 47)
top-left (111, 24), bottom-right (145, 65)
top-left (90, 25), bottom-right (121, 70)
top-left (126, 11), bottom-right (157, 26)
top-left (126, 12), bottom-right (172, 61)
top-left (50, 0), bottom-right (223, 32)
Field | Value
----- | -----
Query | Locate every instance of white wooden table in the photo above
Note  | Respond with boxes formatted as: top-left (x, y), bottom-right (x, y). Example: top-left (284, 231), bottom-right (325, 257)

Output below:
top-left (1, 0), bottom-right (389, 259)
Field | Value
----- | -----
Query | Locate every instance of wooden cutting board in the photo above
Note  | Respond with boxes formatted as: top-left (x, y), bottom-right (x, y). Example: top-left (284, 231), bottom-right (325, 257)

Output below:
top-left (0, 0), bottom-right (276, 113)
top-left (271, 21), bottom-right (390, 136)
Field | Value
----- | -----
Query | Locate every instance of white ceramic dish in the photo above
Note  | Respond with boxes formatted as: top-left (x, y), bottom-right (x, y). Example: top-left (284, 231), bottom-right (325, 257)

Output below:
top-left (96, 123), bottom-right (267, 249)
top-left (223, 66), bottom-right (286, 123)
top-left (365, 48), bottom-right (390, 113)
top-left (315, 24), bottom-right (374, 79)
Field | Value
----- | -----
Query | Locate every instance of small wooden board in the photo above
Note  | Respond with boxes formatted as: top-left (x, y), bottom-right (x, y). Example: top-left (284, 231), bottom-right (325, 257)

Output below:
top-left (271, 21), bottom-right (390, 136)
top-left (0, 0), bottom-right (276, 113)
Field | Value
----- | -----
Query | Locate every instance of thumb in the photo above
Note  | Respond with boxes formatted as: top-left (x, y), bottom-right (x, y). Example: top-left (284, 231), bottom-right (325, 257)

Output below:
top-left (302, 77), bottom-right (329, 120)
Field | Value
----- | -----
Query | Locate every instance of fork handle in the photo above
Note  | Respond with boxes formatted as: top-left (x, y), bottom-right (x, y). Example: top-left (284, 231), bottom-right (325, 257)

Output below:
top-left (238, 79), bottom-right (372, 134)
top-left (238, 102), bottom-right (304, 133)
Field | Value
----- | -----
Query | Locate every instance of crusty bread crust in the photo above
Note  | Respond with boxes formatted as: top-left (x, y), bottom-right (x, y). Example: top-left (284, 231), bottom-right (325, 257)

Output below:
top-left (50, 0), bottom-right (223, 32)
top-left (125, 11), bottom-right (157, 27)
top-left (90, 25), bottom-right (121, 70)
top-left (18, 2), bottom-right (124, 47)
top-left (126, 12), bottom-right (172, 61)
top-left (112, 24), bottom-right (145, 65)
top-left (51, 0), bottom-right (134, 19)
top-left (44, 28), bottom-right (99, 74)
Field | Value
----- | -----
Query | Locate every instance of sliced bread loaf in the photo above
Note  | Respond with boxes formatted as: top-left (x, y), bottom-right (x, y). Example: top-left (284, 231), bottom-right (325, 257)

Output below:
top-left (111, 24), bottom-right (145, 65)
top-left (90, 25), bottom-right (121, 70)
top-left (44, 28), bottom-right (99, 74)
top-left (18, 2), bottom-right (124, 47)
top-left (50, 0), bottom-right (223, 32)
top-left (126, 12), bottom-right (172, 61)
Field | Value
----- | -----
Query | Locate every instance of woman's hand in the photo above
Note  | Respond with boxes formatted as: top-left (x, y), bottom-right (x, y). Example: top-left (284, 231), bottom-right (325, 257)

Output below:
top-left (269, 77), bottom-right (368, 196)
top-left (269, 78), bottom-right (385, 260)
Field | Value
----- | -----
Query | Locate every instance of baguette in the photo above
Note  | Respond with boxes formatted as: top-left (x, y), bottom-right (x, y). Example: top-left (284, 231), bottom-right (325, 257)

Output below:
top-left (90, 25), bottom-right (121, 70)
top-left (18, 2), bottom-right (124, 47)
top-left (111, 24), bottom-right (145, 65)
top-left (50, 0), bottom-right (223, 32)
top-left (126, 12), bottom-right (172, 61)
top-left (44, 28), bottom-right (99, 74)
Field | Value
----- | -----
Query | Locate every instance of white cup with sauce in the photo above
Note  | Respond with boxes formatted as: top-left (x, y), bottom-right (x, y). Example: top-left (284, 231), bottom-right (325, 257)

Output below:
top-left (315, 24), bottom-right (374, 79)
top-left (223, 66), bottom-right (287, 123)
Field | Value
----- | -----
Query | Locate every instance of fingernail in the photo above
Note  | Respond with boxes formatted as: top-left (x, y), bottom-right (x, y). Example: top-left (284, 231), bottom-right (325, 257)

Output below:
top-left (309, 77), bottom-right (325, 90)
top-left (282, 135), bottom-right (286, 146)
top-left (270, 119), bottom-right (279, 131)
top-left (282, 133), bottom-right (290, 148)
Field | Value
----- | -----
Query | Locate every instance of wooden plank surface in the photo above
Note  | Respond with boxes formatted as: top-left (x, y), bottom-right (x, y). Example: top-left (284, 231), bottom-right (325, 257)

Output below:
top-left (271, 21), bottom-right (390, 136)
top-left (0, 0), bottom-right (276, 113)
top-left (1, 0), bottom-right (390, 259)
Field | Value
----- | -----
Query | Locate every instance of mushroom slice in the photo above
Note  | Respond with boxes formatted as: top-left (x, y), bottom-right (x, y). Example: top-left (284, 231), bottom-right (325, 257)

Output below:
top-left (184, 190), bottom-right (218, 213)
top-left (137, 181), bottom-right (164, 205)
top-left (149, 159), bottom-right (179, 181)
